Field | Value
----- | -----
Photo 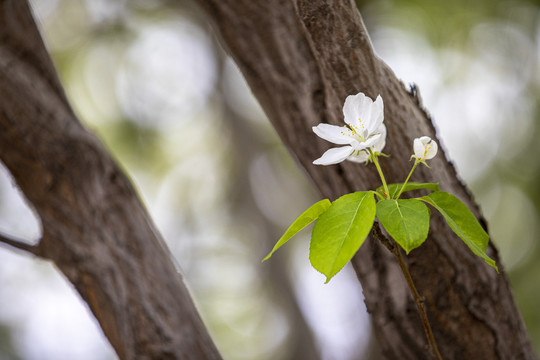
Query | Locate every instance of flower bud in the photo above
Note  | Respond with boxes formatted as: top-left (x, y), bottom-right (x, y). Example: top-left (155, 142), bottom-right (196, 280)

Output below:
top-left (413, 136), bottom-right (438, 161)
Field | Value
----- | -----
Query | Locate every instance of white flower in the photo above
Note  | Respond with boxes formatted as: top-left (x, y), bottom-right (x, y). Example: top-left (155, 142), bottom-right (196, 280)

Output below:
top-left (312, 92), bottom-right (386, 165)
top-left (413, 136), bottom-right (438, 161)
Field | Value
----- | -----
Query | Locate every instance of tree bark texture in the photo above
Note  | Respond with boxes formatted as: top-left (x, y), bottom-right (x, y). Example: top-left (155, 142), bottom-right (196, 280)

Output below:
top-left (195, 0), bottom-right (537, 359)
top-left (0, 1), bottom-right (221, 359)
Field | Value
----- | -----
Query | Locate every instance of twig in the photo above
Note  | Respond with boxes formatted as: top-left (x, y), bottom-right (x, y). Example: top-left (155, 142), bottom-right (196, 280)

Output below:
top-left (372, 224), bottom-right (394, 252)
top-left (0, 232), bottom-right (41, 256)
top-left (373, 226), bottom-right (443, 360)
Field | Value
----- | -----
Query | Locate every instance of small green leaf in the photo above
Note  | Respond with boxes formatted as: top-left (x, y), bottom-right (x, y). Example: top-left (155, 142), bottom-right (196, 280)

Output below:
top-left (262, 199), bottom-right (331, 261)
top-left (310, 191), bottom-right (376, 283)
top-left (377, 182), bottom-right (439, 199)
top-left (376, 199), bottom-right (430, 253)
top-left (420, 191), bottom-right (498, 271)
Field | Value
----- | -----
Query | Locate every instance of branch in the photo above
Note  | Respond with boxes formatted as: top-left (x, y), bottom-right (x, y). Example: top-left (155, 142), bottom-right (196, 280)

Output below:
top-left (371, 224), bottom-right (442, 359)
top-left (0, 2), bottom-right (222, 358)
top-left (0, 232), bottom-right (41, 256)
top-left (371, 223), bottom-right (393, 252)
top-left (196, 0), bottom-right (535, 357)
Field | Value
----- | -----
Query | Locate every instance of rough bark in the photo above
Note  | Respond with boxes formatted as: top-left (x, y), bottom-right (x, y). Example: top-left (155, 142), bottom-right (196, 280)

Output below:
top-left (0, 1), bottom-right (221, 359)
top-left (195, 0), bottom-right (537, 359)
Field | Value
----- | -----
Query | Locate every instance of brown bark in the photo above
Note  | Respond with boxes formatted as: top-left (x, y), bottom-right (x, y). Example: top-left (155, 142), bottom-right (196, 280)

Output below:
top-left (195, 0), bottom-right (537, 359)
top-left (0, 1), bottom-right (221, 359)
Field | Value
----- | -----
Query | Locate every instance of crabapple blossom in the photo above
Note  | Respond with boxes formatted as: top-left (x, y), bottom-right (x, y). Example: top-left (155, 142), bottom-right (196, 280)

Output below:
top-left (312, 92), bottom-right (386, 165)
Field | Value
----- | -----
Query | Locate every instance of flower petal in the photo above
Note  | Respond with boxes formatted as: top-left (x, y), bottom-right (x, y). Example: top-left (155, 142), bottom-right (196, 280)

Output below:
top-left (343, 92), bottom-right (384, 137)
top-left (346, 149), bottom-right (371, 163)
top-left (343, 92), bottom-right (372, 128)
top-left (313, 124), bottom-right (353, 145)
top-left (313, 146), bottom-right (354, 165)
top-left (366, 95), bottom-right (384, 134)
top-left (413, 137), bottom-right (425, 159)
top-left (343, 94), bottom-right (359, 127)
top-left (371, 124), bottom-right (387, 153)
top-left (425, 138), bottom-right (438, 159)
top-left (356, 133), bottom-right (381, 150)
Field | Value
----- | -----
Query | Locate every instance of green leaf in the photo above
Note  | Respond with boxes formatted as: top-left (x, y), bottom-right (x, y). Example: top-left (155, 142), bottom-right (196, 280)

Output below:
top-left (376, 199), bottom-right (430, 253)
top-left (376, 182), bottom-right (439, 199)
top-left (262, 199), bottom-right (331, 261)
top-left (310, 191), bottom-right (376, 283)
top-left (420, 191), bottom-right (498, 271)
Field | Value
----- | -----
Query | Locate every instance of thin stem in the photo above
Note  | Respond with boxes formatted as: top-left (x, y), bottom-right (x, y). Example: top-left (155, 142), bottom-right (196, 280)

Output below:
top-left (395, 160), bottom-right (418, 199)
top-left (369, 149), bottom-right (389, 199)
top-left (391, 238), bottom-right (443, 360)
top-left (373, 190), bottom-right (385, 201)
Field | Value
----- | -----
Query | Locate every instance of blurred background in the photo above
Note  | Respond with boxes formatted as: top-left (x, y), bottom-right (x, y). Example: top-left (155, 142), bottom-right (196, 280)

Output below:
top-left (0, 0), bottom-right (538, 359)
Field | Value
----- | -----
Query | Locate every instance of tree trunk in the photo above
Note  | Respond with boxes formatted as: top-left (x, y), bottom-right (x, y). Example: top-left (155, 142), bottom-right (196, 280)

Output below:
top-left (195, 0), bottom-right (536, 359)
top-left (0, 1), bottom-right (221, 359)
